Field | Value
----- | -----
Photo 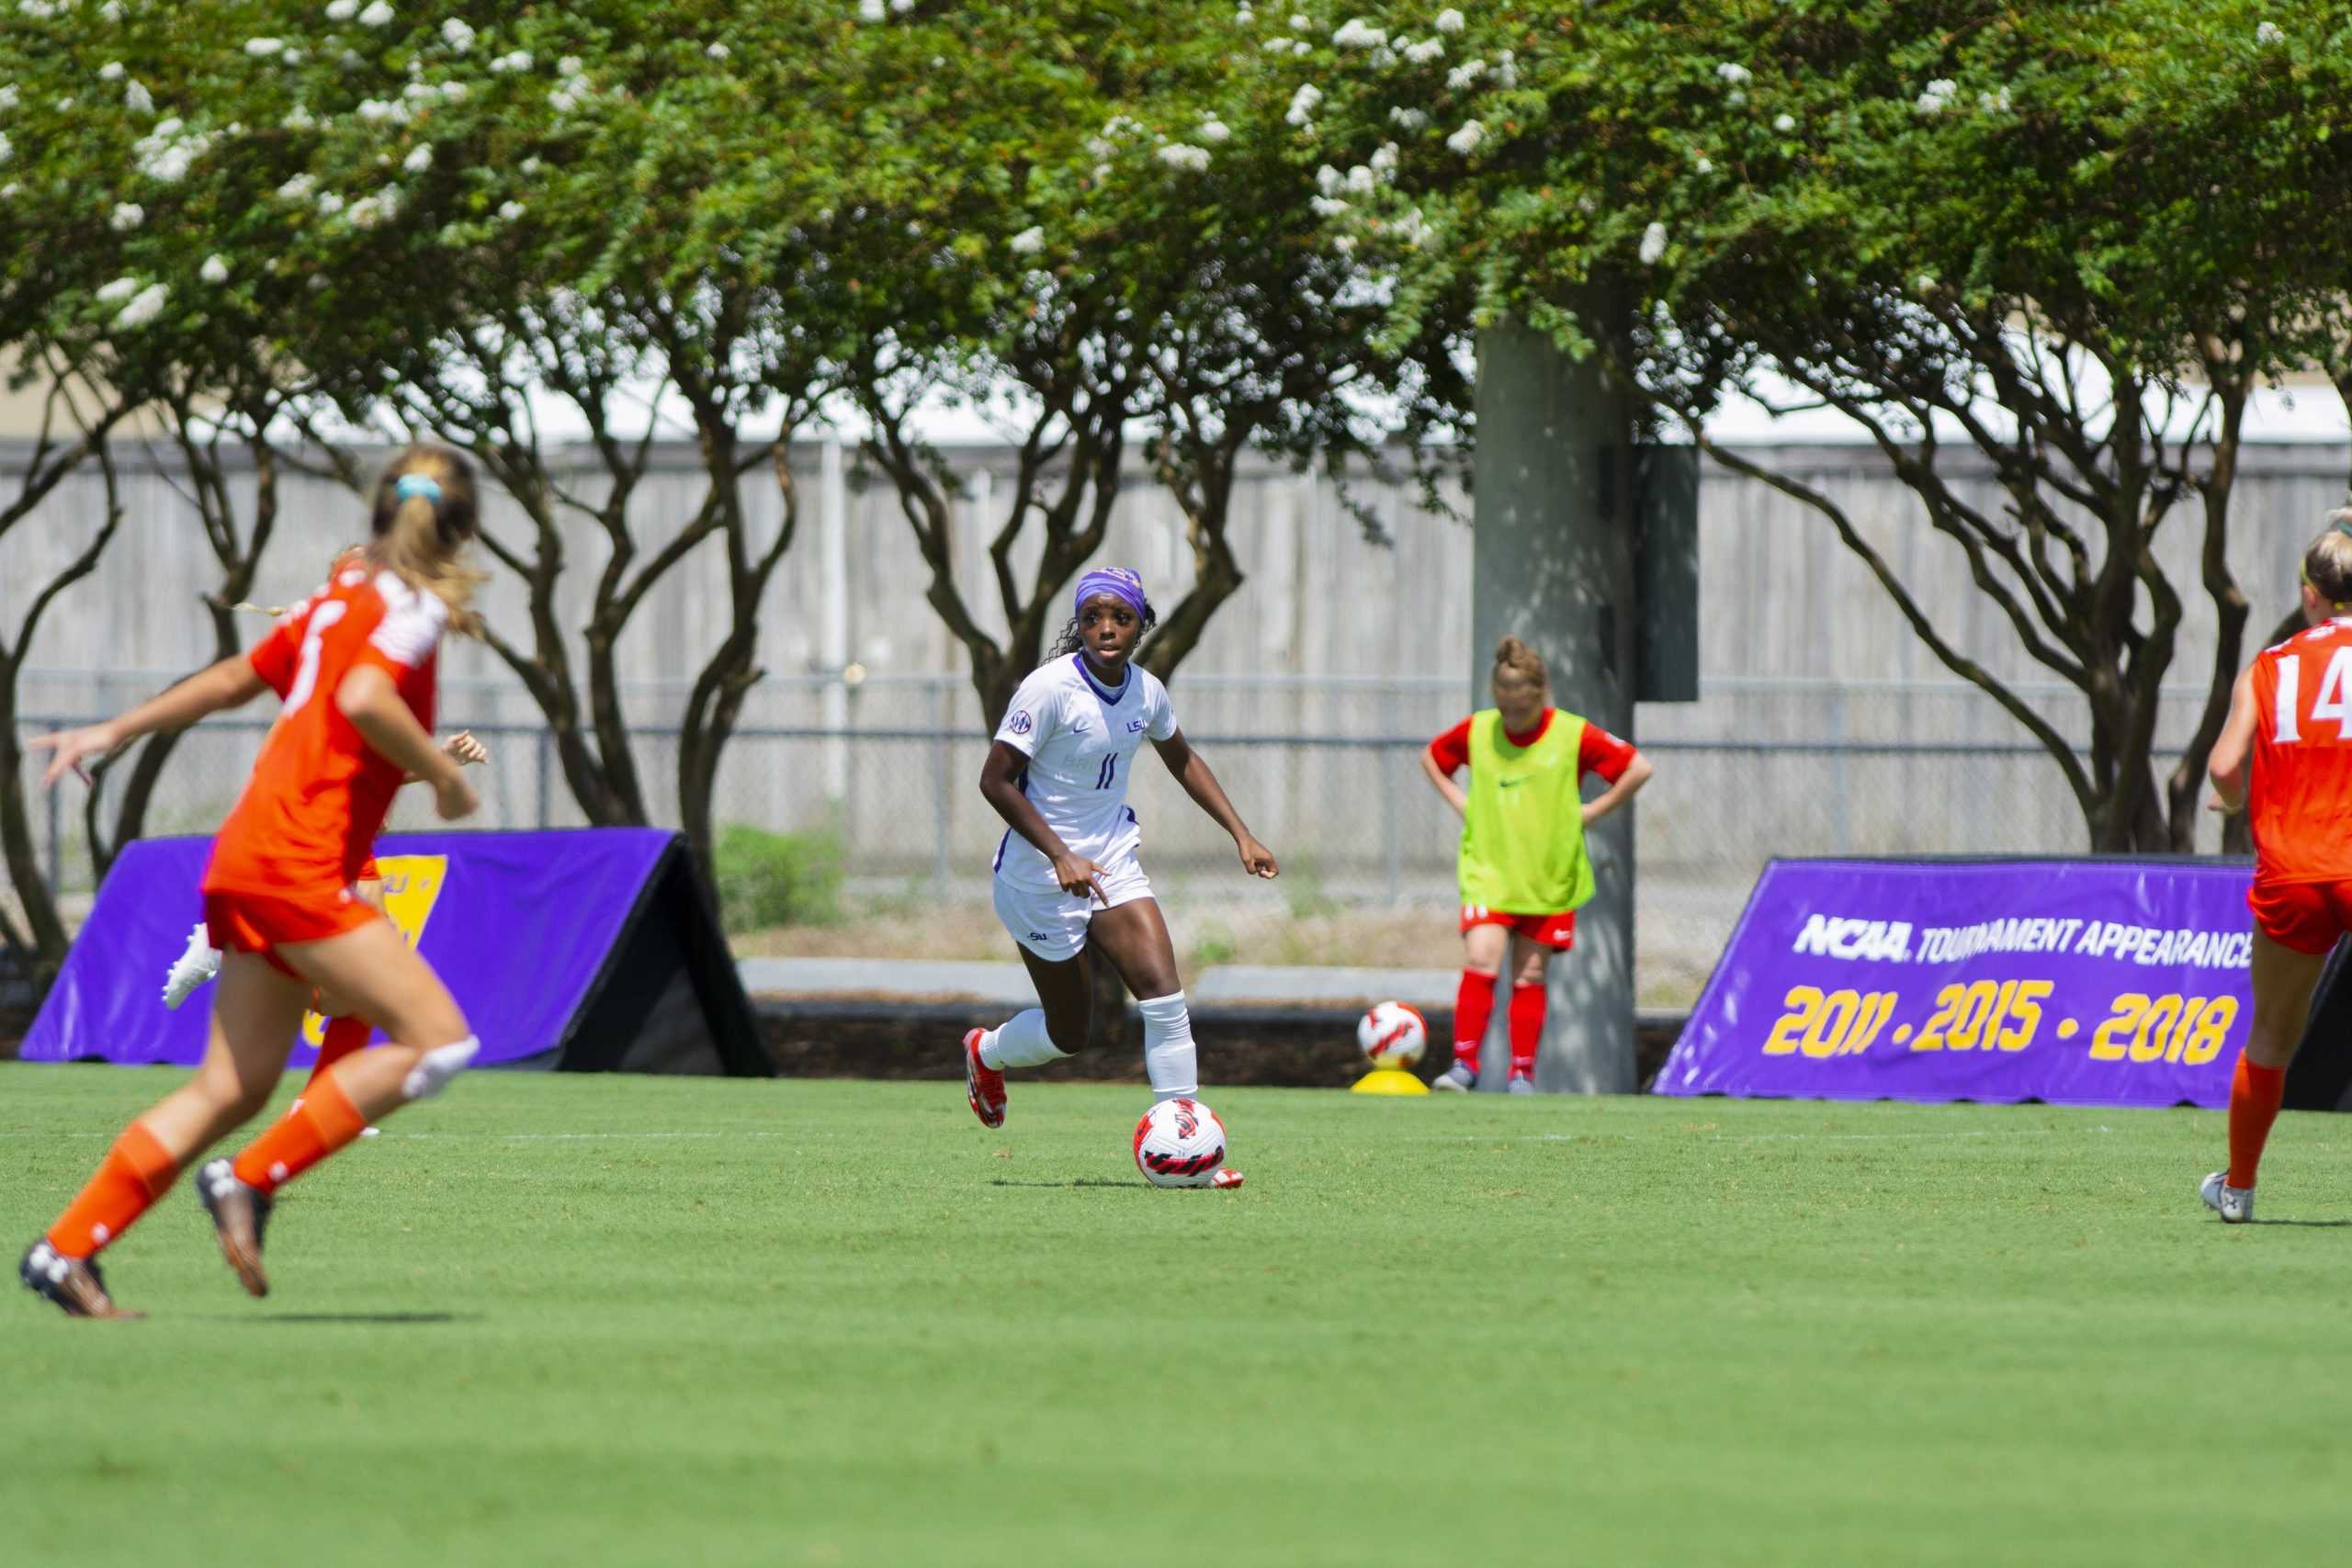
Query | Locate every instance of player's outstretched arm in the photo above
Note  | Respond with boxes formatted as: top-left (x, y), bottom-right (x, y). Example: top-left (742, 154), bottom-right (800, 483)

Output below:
top-left (978, 739), bottom-right (1109, 904)
top-left (2207, 666), bottom-right (2258, 815)
top-left (1580, 750), bottom-right (1655, 829)
top-left (1151, 729), bottom-right (1277, 879)
top-left (29, 655), bottom-right (270, 787)
top-left (401, 729), bottom-right (489, 785)
top-left (335, 666), bottom-right (478, 821)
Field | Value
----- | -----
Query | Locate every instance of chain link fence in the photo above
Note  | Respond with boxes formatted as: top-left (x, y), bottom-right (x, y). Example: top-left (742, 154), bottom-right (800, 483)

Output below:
top-left (11, 671), bottom-right (2205, 1008)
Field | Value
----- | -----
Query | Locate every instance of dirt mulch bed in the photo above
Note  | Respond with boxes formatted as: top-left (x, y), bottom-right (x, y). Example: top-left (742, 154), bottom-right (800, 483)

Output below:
top-left (756, 1001), bottom-right (1683, 1092)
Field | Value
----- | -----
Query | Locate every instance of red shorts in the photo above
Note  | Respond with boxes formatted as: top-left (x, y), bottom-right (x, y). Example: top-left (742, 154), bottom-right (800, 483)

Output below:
top-left (2247, 878), bottom-right (2352, 957)
top-left (1460, 905), bottom-right (1577, 950)
top-left (204, 887), bottom-right (379, 976)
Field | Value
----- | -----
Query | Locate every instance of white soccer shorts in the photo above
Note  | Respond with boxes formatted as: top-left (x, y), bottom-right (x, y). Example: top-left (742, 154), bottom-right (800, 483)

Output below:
top-left (991, 852), bottom-right (1155, 963)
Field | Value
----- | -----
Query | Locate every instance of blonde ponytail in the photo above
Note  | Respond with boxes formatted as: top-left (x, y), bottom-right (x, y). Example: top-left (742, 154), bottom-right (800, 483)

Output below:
top-left (367, 445), bottom-right (485, 634)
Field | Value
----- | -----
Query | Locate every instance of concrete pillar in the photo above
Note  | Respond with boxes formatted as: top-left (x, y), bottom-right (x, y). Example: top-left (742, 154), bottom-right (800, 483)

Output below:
top-left (1470, 321), bottom-right (1637, 1093)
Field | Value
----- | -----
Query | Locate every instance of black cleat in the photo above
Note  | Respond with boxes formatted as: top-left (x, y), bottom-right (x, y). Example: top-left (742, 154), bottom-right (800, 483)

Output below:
top-left (20, 1240), bottom-right (141, 1319)
top-left (196, 1159), bottom-right (274, 1298)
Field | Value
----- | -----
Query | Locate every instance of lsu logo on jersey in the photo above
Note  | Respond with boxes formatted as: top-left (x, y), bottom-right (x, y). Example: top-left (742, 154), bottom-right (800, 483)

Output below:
top-left (299, 854), bottom-right (450, 1046)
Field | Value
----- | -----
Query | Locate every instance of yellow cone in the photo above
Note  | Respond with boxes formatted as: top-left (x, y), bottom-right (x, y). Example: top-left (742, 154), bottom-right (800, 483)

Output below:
top-left (1349, 1067), bottom-right (1430, 1096)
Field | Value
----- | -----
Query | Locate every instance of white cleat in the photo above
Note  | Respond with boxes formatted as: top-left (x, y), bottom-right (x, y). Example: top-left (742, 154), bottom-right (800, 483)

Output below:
top-left (162, 923), bottom-right (221, 1010)
top-left (1431, 1064), bottom-right (1476, 1092)
top-left (2199, 1170), bottom-right (2254, 1224)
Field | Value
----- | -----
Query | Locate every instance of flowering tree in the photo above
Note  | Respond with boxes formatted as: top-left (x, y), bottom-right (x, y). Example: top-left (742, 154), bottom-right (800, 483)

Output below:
top-left (1306, 0), bottom-right (2352, 852)
top-left (847, 4), bottom-right (1470, 728)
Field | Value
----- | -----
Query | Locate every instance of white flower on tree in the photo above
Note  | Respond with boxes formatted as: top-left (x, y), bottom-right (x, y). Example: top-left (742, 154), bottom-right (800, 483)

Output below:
top-left (1715, 62), bottom-right (1751, 85)
top-left (326, 0), bottom-right (361, 17)
top-left (244, 38), bottom-right (286, 57)
top-left (707, 43), bottom-right (730, 60)
top-left (124, 80), bottom-right (153, 114)
top-left (116, 282), bottom-right (170, 328)
top-left (1316, 163), bottom-right (1343, 193)
top-left (1445, 60), bottom-right (1485, 90)
top-left (1198, 117), bottom-right (1231, 143)
top-left (109, 202), bottom-right (144, 231)
top-left (1158, 143), bottom-right (1212, 172)
top-left (282, 104), bottom-right (317, 129)
top-left (1914, 78), bottom-right (1957, 115)
top-left (96, 277), bottom-right (141, 304)
top-left (276, 173), bottom-right (317, 199)
top-left (441, 18), bottom-right (476, 51)
top-left (1638, 221), bottom-right (1668, 265)
top-left (1333, 18), bottom-right (1385, 49)
top-left (1344, 164), bottom-right (1374, 193)
top-left (98, 62), bottom-right (125, 81)
top-left (403, 143), bottom-right (434, 173)
top-left (199, 254), bottom-right (231, 285)
top-left (358, 2), bottom-right (395, 27)
top-left (2256, 20), bottom-right (2285, 45)
top-left (1389, 107), bottom-right (1429, 130)
top-left (1310, 196), bottom-right (1350, 218)
top-left (1773, 112), bottom-right (1796, 132)
top-left (498, 199), bottom-right (525, 220)
top-left (1444, 118), bottom-right (1484, 153)
top-left (1434, 8), bottom-right (1464, 33)
top-left (1284, 83), bottom-right (1322, 125)
top-left (1403, 38), bottom-right (1443, 64)
top-left (1008, 226), bottom-right (1045, 254)
top-left (490, 51), bottom-right (533, 73)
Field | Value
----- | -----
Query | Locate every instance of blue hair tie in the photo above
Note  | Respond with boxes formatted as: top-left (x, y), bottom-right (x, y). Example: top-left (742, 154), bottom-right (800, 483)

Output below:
top-left (394, 474), bottom-right (443, 505)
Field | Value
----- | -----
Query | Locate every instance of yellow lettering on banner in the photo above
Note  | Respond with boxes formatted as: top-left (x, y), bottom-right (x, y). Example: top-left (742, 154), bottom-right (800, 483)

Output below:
top-left (298, 854), bottom-right (450, 1047)
top-left (1763, 987), bottom-right (1825, 1055)
top-left (2185, 997), bottom-right (2235, 1065)
top-left (1846, 991), bottom-right (1898, 1055)
top-left (1801, 989), bottom-right (1859, 1058)
top-left (2132, 994), bottom-right (2183, 1063)
top-left (2004, 980), bottom-right (2052, 1051)
top-left (2089, 994), bottom-right (2148, 1062)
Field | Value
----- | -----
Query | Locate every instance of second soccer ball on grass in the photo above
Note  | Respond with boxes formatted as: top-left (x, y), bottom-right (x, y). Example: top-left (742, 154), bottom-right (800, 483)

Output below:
top-left (1357, 1001), bottom-right (1428, 1070)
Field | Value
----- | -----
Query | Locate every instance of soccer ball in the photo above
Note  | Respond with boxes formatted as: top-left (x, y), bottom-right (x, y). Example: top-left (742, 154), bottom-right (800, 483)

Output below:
top-left (1133, 1097), bottom-right (1229, 1187)
top-left (1357, 1001), bottom-right (1428, 1069)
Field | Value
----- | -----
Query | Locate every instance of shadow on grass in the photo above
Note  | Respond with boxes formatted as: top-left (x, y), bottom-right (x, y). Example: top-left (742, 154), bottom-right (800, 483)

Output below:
top-left (194, 1311), bottom-right (479, 1325)
top-left (2254, 1218), bottom-right (2352, 1229)
top-left (988, 1178), bottom-right (1146, 1191)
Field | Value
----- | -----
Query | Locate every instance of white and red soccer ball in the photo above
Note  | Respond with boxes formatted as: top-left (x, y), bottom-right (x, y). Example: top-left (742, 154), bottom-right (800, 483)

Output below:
top-left (1356, 1001), bottom-right (1428, 1069)
top-left (1133, 1097), bottom-right (1228, 1188)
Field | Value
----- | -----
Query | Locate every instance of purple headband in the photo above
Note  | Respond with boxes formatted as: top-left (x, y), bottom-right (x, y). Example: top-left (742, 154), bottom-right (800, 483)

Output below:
top-left (1073, 567), bottom-right (1148, 622)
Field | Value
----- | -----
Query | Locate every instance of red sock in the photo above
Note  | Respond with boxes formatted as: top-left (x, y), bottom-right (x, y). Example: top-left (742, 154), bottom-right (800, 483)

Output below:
top-left (45, 1122), bottom-right (181, 1259)
top-left (2228, 1054), bottom-right (2287, 1190)
top-left (303, 1014), bottom-right (373, 1093)
top-left (232, 1073), bottom-right (369, 1196)
top-left (1508, 984), bottom-right (1546, 1079)
top-left (1453, 970), bottom-right (1497, 1069)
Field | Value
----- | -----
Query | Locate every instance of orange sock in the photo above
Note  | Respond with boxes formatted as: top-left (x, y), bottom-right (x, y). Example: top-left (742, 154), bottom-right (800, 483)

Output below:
top-left (303, 1014), bottom-right (373, 1093)
top-left (45, 1122), bottom-right (181, 1259)
top-left (232, 1073), bottom-right (368, 1196)
top-left (2228, 1054), bottom-right (2287, 1190)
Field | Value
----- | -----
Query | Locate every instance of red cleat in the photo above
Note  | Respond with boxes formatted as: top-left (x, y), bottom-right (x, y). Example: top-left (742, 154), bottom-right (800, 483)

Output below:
top-left (1210, 1169), bottom-right (1245, 1190)
top-left (964, 1029), bottom-right (1006, 1129)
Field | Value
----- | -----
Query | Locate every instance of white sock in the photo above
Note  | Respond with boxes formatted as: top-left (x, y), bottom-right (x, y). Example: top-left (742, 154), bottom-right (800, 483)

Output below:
top-left (979, 1009), bottom-right (1068, 1070)
top-left (1137, 992), bottom-right (1198, 1101)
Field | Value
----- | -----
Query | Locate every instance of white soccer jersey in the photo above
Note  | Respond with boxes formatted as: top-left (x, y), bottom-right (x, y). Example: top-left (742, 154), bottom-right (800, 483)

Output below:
top-left (991, 654), bottom-right (1178, 879)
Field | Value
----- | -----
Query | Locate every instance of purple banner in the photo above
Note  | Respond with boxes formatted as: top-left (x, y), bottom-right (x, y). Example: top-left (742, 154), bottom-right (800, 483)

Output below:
top-left (1658, 859), bottom-right (2256, 1109)
top-left (21, 829), bottom-right (676, 1068)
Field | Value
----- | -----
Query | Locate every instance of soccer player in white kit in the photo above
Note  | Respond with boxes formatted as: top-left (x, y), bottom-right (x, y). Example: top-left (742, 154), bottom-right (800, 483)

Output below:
top-left (966, 568), bottom-right (1276, 1183)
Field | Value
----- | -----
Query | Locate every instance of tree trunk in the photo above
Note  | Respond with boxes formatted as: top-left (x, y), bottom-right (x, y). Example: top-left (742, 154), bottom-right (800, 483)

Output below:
top-left (0, 668), bottom-right (71, 976)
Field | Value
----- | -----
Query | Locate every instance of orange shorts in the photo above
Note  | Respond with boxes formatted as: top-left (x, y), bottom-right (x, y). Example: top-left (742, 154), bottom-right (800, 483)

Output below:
top-left (1460, 905), bottom-right (1577, 950)
top-left (204, 887), bottom-right (379, 977)
top-left (2246, 877), bottom-right (2352, 957)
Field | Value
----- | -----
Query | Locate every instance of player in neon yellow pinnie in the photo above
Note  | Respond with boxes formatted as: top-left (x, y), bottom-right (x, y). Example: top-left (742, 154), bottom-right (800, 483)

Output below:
top-left (1420, 636), bottom-right (1653, 1091)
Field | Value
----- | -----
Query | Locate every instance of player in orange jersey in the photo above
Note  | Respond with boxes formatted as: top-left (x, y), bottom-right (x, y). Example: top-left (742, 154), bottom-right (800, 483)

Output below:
top-left (2199, 512), bottom-right (2352, 1223)
top-left (19, 446), bottom-right (488, 1316)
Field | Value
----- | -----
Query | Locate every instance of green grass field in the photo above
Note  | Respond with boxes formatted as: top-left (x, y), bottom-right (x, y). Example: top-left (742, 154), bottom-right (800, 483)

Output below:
top-left (5, 1066), bottom-right (2350, 1567)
